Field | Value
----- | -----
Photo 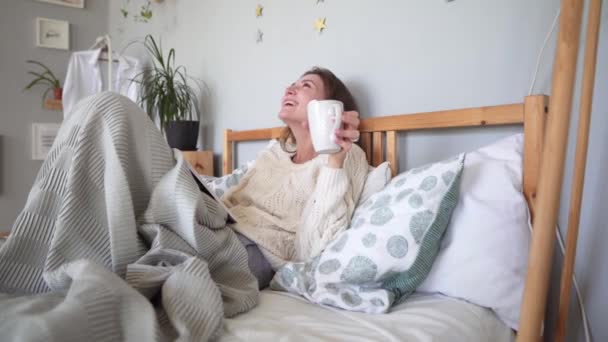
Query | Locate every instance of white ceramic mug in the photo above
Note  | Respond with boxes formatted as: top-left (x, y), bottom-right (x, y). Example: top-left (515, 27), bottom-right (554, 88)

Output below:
top-left (307, 99), bottom-right (344, 154)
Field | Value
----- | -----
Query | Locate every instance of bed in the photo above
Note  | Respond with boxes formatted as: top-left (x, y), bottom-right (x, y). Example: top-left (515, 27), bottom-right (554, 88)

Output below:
top-left (0, 0), bottom-right (597, 339)
top-left (220, 95), bottom-right (548, 341)
top-left (220, 291), bottom-right (512, 342)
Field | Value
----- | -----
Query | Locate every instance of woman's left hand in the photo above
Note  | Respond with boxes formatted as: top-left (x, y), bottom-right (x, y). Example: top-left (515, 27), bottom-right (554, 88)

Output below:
top-left (328, 110), bottom-right (361, 169)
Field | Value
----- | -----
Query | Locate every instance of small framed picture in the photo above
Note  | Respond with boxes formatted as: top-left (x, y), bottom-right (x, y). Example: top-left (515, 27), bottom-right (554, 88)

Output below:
top-left (32, 123), bottom-right (61, 161)
top-left (36, 17), bottom-right (70, 50)
top-left (36, 0), bottom-right (85, 9)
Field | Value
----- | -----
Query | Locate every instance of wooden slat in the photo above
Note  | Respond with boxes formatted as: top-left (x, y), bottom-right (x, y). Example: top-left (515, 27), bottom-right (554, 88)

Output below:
top-left (386, 131), bottom-right (398, 177)
top-left (360, 132), bottom-right (372, 165)
top-left (0, 232), bottom-right (9, 239)
top-left (223, 129), bottom-right (233, 175)
top-left (227, 127), bottom-right (283, 142)
top-left (523, 95), bottom-right (549, 219)
top-left (517, 0), bottom-right (585, 340)
top-left (556, 0), bottom-right (602, 340)
top-left (359, 103), bottom-right (524, 133)
top-left (372, 132), bottom-right (383, 167)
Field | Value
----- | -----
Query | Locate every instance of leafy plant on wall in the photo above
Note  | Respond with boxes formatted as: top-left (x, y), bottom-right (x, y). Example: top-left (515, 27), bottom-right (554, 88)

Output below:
top-left (120, 0), bottom-right (156, 23)
top-left (24, 60), bottom-right (63, 104)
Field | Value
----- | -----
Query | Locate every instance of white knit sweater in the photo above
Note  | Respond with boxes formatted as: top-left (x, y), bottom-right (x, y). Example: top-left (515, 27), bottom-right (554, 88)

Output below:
top-left (223, 141), bottom-right (368, 268)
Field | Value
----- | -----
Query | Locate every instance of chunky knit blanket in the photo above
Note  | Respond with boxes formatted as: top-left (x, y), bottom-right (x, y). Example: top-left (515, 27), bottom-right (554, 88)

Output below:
top-left (0, 92), bottom-right (258, 341)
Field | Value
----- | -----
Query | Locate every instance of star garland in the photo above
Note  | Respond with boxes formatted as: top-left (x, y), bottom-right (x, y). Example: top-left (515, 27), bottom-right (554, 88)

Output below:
top-left (255, 4), bottom-right (264, 43)
top-left (314, 17), bottom-right (327, 33)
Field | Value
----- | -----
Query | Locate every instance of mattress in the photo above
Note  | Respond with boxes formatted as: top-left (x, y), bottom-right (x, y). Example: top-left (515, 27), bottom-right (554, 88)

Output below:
top-left (220, 290), bottom-right (514, 341)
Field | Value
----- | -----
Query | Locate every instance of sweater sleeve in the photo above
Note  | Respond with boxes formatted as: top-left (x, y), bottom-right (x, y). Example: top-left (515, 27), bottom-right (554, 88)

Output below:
top-left (295, 146), bottom-right (368, 261)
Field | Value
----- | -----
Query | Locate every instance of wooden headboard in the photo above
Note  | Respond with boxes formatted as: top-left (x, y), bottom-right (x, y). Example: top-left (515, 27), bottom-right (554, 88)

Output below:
top-left (223, 95), bottom-right (548, 218)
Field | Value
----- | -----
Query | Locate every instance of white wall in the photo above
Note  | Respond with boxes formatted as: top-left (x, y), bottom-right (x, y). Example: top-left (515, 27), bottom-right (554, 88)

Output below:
top-left (117, 0), bottom-right (607, 340)
top-left (0, 0), bottom-right (109, 231)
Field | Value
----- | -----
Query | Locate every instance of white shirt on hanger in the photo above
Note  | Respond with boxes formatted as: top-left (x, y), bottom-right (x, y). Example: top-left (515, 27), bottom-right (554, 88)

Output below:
top-left (62, 49), bottom-right (142, 119)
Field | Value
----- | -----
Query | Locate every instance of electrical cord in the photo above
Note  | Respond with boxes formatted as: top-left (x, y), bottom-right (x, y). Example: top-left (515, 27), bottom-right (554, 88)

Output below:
top-left (555, 223), bottom-right (592, 342)
top-left (528, 8), bottom-right (561, 95)
top-left (526, 209), bottom-right (591, 342)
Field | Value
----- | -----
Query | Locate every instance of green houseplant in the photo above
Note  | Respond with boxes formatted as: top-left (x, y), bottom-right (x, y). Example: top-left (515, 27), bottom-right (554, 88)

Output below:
top-left (135, 35), bottom-right (201, 150)
top-left (24, 60), bottom-right (62, 104)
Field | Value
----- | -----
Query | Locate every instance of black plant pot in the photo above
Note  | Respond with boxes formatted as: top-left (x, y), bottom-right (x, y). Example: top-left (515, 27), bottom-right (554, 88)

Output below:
top-left (165, 120), bottom-right (199, 151)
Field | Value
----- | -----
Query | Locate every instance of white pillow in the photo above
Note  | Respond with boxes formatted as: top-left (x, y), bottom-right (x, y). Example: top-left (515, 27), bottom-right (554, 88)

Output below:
top-left (417, 133), bottom-right (530, 330)
top-left (359, 162), bottom-right (392, 205)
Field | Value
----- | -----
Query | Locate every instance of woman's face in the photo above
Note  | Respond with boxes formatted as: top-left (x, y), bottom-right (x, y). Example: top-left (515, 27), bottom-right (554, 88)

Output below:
top-left (278, 74), bottom-right (327, 126)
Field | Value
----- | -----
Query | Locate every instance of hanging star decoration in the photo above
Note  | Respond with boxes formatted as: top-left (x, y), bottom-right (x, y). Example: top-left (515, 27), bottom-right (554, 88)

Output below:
top-left (314, 17), bottom-right (327, 33)
top-left (256, 29), bottom-right (264, 43)
top-left (256, 4), bottom-right (264, 18)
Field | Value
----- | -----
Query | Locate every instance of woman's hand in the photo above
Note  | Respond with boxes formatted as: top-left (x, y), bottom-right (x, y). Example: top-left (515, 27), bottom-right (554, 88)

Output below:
top-left (328, 110), bottom-right (361, 168)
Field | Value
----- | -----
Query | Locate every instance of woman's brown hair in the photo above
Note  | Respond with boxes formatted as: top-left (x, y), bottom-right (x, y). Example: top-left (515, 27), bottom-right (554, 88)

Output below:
top-left (280, 67), bottom-right (358, 152)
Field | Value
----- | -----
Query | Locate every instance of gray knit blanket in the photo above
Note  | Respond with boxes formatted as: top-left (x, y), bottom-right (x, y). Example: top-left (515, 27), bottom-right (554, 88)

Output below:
top-left (0, 92), bottom-right (258, 341)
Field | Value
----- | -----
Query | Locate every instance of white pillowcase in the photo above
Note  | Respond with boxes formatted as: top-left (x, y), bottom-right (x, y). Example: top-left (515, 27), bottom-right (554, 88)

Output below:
top-left (417, 133), bottom-right (530, 330)
top-left (359, 162), bottom-right (392, 206)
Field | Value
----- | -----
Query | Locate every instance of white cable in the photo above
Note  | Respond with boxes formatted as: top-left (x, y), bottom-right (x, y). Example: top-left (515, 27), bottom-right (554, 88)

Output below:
top-left (528, 8), bottom-right (561, 95)
top-left (555, 224), bottom-right (591, 342)
top-left (526, 209), bottom-right (591, 342)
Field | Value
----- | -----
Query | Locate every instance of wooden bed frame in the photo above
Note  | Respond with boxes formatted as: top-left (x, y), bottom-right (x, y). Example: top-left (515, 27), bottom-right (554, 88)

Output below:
top-left (224, 95), bottom-right (548, 217)
top-left (223, 94), bottom-right (548, 331)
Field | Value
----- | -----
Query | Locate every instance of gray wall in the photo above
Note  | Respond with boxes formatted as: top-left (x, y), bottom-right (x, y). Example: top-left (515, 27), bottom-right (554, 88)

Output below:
top-left (0, 0), bottom-right (109, 231)
top-left (108, 1), bottom-right (606, 340)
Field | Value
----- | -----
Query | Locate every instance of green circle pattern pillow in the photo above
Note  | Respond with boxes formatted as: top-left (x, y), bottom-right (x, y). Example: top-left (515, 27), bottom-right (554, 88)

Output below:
top-left (271, 153), bottom-right (465, 313)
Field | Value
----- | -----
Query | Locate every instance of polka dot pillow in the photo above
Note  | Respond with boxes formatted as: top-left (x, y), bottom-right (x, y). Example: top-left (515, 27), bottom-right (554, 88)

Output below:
top-left (271, 153), bottom-right (464, 313)
top-left (199, 161), bottom-right (253, 198)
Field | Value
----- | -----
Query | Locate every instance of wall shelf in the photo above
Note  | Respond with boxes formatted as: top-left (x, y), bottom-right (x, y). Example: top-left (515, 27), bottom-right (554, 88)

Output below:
top-left (44, 99), bottom-right (62, 111)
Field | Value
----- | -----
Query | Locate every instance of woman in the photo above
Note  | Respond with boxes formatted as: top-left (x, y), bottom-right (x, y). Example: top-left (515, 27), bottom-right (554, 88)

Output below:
top-left (217, 67), bottom-right (369, 288)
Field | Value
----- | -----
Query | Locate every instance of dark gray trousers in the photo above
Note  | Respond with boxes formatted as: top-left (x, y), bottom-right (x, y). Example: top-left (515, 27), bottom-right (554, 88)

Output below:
top-left (236, 232), bottom-right (275, 289)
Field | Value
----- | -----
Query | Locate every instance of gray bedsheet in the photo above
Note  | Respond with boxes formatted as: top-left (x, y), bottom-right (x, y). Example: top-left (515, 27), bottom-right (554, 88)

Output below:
top-left (0, 92), bottom-right (258, 341)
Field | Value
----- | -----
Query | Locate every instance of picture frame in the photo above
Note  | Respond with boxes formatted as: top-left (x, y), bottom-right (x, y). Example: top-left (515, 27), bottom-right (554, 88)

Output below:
top-left (36, 0), bottom-right (85, 9)
top-left (31, 123), bottom-right (60, 161)
top-left (35, 17), bottom-right (70, 50)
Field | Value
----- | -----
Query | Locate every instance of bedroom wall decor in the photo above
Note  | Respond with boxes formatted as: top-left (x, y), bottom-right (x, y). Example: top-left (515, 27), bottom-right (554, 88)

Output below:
top-left (120, 0), bottom-right (153, 23)
top-left (24, 60), bottom-right (63, 105)
top-left (314, 17), bottom-right (327, 33)
top-left (31, 123), bottom-right (60, 160)
top-left (35, 17), bottom-right (70, 50)
top-left (255, 4), bottom-right (264, 44)
top-left (37, 0), bottom-right (84, 9)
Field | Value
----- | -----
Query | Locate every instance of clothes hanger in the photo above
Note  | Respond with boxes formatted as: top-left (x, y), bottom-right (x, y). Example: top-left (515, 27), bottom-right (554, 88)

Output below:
top-left (89, 35), bottom-right (118, 91)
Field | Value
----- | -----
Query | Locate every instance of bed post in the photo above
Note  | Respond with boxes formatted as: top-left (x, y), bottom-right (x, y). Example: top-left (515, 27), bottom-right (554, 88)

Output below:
top-left (517, 0), bottom-right (585, 340)
top-left (523, 95), bottom-right (549, 220)
top-left (223, 129), bottom-right (233, 175)
top-left (556, 0), bottom-right (603, 340)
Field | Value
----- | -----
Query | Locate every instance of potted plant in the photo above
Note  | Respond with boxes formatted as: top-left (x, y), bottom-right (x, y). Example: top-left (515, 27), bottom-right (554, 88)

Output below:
top-left (135, 35), bottom-right (201, 150)
top-left (24, 60), bottom-right (62, 104)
